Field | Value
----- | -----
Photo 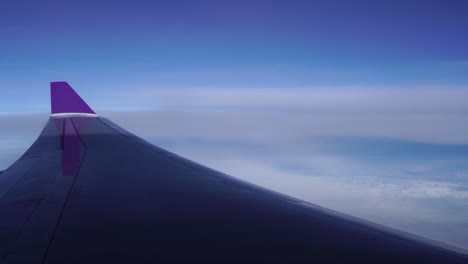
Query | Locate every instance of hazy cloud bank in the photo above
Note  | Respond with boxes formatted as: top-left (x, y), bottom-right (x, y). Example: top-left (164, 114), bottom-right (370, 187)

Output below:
top-left (110, 87), bottom-right (468, 144)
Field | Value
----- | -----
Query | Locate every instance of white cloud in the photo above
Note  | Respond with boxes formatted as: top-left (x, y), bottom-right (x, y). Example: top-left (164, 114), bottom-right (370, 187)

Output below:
top-left (105, 87), bottom-right (468, 144)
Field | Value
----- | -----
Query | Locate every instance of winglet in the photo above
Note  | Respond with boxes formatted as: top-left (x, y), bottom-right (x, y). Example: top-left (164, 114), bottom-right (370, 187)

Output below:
top-left (50, 82), bottom-right (97, 117)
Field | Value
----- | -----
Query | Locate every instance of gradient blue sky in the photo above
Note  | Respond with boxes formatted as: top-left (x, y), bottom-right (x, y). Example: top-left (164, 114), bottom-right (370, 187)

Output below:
top-left (1, 0), bottom-right (468, 112)
top-left (1, 0), bottom-right (468, 250)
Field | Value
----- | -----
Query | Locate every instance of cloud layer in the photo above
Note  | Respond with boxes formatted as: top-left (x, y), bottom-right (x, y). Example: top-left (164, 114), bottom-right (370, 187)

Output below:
top-left (110, 87), bottom-right (468, 144)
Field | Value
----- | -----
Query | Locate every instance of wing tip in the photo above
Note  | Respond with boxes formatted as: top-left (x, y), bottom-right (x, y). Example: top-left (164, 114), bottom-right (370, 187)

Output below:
top-left (50, 81), bottom-right (97, 117)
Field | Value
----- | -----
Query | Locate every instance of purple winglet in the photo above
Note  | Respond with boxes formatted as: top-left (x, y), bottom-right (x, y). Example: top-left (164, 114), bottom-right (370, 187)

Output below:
top-left (50, 82), bottom-right (96, 115)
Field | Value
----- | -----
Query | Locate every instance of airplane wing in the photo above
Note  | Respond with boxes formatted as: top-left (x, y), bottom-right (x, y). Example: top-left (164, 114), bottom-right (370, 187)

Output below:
top-left (0, 82), bottom-right (467, 263)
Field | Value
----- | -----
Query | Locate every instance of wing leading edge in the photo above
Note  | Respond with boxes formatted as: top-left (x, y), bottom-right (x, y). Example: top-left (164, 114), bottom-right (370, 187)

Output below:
top-left (0, 82), bottom-right (466, 263)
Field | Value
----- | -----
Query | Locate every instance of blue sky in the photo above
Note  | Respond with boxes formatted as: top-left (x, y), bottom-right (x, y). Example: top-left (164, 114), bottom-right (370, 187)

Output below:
top-left (1, 0), bottom-right (468, 110)
top-left (1, 0), bottom-right (468, 251)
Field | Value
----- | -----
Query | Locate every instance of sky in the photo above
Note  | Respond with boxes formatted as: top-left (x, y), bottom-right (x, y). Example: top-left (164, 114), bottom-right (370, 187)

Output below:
top-left (1, 0), bottom-right (468, 251)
